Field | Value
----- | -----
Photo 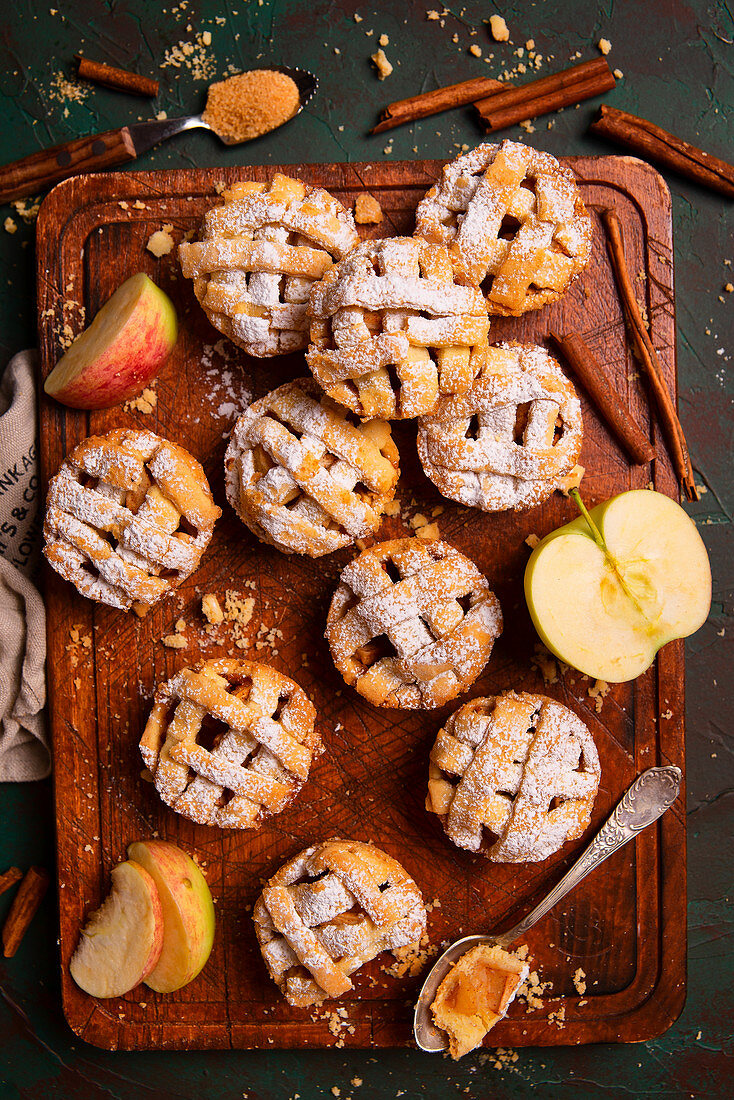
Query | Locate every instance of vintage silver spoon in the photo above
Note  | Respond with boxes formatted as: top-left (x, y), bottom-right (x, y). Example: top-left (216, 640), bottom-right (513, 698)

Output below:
top-left (0, 66), bottom-right (318, 204)
top-left (414, 765), bottom-right (682, 1053)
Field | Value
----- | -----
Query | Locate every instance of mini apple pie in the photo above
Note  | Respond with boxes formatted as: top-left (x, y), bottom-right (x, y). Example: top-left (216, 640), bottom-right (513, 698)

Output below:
top-left (140, 659), bottom-right (320, 829)
top-left (224, 378), bottom-right (399, 556)
top-left (43, 428), bottom-right (220, 614)
top-left (414, 141), bottom-right (592, 316)
top-left (426, 692), bottom-right (600, 861)
top-left (178, 173), bottom-right (359, 357)
top-left (326, 538), bottom-right (502, 709)
top-left (431, 944), bottom-right (529, 1059)
top-left (306, 236), bottom-right (490, 419)
top-left (417, 342), bottom-right (583, 512)
top-left (253, 838), bottom-right (426, 1006)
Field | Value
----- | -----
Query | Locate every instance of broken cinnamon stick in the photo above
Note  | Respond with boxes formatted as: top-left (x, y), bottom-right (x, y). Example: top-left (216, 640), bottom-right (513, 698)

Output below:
top-left (474, 58), bottom-right (615, 133)
top-left (2, 867), bottom-right (49, 958)
top-left (0, 867), bottom-right (23, 897)
top-left (76, 55), bottom-right (159, 98)
top-left (371, 75), bottom-right (503, 134)
top-left (600, 209), bottom-right (698, 501)
top-left (590, 105), bottom-right (734, 199)
top-left (550, 331), bottom-right (655, 465)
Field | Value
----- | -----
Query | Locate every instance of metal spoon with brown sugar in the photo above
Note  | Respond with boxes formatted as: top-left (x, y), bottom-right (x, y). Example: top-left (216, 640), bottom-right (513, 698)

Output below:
top-left (0, 66), bottom-right (318, 204)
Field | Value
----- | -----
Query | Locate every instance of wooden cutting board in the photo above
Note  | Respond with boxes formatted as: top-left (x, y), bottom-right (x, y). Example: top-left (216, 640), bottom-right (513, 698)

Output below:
top-left (36, 156), bottom-right (686, 1051)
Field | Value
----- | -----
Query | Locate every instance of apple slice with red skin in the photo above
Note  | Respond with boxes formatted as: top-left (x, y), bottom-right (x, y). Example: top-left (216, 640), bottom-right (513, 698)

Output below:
top-left (44, 272), bottom-right (177, 409)
top-left (69, 860), bottom-right (163, 998)
top-left (127, 840), bottom-right (215, 993)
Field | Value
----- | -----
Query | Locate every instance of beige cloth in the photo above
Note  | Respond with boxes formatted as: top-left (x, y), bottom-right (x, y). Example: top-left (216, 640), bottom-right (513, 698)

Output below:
top-left (0, 351), bottom-right (49, 780)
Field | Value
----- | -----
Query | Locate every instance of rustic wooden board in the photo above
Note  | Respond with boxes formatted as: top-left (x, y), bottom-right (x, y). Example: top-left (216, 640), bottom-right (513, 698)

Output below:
top-left (36, 156), bottom-right (685, 1052)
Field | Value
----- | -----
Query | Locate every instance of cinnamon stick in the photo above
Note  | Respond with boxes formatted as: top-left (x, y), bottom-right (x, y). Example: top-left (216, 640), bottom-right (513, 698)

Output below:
top-left (0, 867), bottom-right (23, 897)
top-left (550, 331), bottom-right (655, 465)
top-left (2, 867), bottom-right (49, 957)
top-left (76, 55), bottom-right (159, 98)
top-left (371, 76), bottom-right (503, 134)
top-left (590, 105), bottom-right (734, 199)
top-left (474, 58), bottom-right (615, 133)
top-left (600, 209), bottom-right (698, 501)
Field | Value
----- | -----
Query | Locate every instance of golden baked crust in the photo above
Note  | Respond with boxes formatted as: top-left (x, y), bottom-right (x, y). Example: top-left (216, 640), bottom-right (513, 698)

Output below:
top-left (253, 838), bottom-right (426, 1006)
top-left (140, 658), bottom-right (320, 829)
top-left (326, 538), bottom-right (502, 709)
top-left (306, 236), bottom-right (490, 419)
top-left (414, 141), bottom-right (592, 317)
top-left (431, 944), bottom-right (529, 1059)
top-left (417, 342), bottom-right (583, 512)
top-left (224, 378), bottom-right (399, 556)
top-left (179, 174), bottom-right (359, 357)
top-left (43, 428), bottom-right (220, 615)
top-left (426, 692), bottom-right (601, 862)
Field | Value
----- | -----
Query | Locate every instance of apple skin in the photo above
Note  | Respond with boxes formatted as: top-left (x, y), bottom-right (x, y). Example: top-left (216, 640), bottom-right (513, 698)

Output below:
top-left (524, 489), bottom-right (712, 683)
top-left (69, 859), bottom-right (164, 999)
top-left (127, 840), bottom-right (215, 993)
top-left (44, 272), bottom-right (177, 410)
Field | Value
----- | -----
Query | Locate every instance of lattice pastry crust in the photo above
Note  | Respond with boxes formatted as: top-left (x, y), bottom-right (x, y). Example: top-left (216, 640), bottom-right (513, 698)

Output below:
top-left (326, 538), bottom-right (503, 710)
top-left (426, 692), bottom-right (601, 862)
top-left (417, 342), bottom-right (582, 512)
top-left (179, 173), bottom-right (359, 357)
top-left (253, 838), bottom-right (426, 1006)
top-left (414, 141), bottom-right (592, 317)
top-left (140, 659), bottom-right (320, 829)
top-left (306, 236), bottom-right (490, 420)
top-left (224, 378), bottom-right (399, 556)
top-left (43, 429), bottom-right (220, 615)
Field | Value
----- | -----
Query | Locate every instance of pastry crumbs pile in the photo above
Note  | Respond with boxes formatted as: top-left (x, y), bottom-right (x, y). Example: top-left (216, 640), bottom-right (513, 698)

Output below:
top-left (587, 678), bottom-right (610, 713)
top-left (124, 386), bottom-right (157, 414)
top-left (67, 624), bottom-right (92, 667)
top-left (202, 71), bottom-right (300, 143)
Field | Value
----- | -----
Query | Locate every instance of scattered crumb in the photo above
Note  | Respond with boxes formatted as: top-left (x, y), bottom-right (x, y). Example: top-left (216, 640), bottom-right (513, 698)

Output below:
top-left (202, 593), bottom-right (224, 624)
top-left (597, 38), bottom-right (612, 55)
top-left (469, 44), bottom-right (482, 57)
top-left (489, 14), bottom-right (510, 42)
top-left (48, 70), bottom-right (90, 105)
top-left (559, 463), bottom-right (585, 495)
top-left (519, 119), bottom-right (536, 133)
top-left (162, 633), bottom-right (187, 649)
top-left (416, 522), bottom-right (440, 540)
top-left (613, 68), bottom-right (624, 79)
top-left (354, 193), bottom-right (383, 224)
top-left (354, 13), bottom-right (363, 22)
top-left (124, 386), bottom-right (157, 414)
top-left (573, 967), bottom-right (587, 995)
top-left (725, 283), bottom-right (734, 293)
top-left (146, 226), bottom-right (175, 257)
top-left (426, 9), bottom-right (440, 19)
top-left (371, 47), bottom-right (393, 79)
top-left (531, 642), bottom-right (561, 685)
top-left (548, 1005), bottom-right (566, 1029)
top-left (384, 934), bottom-right (437, 978)
top-left (3, 217), bottom-right (17, 234)
top-left (11, 198), bottom-right (41, 224)
top-left (525, 533), bottom-right (540, 550)
top-left (383, 500), bottom-right (401, 516)
top-left (587, 679), bottom-right (610, 713)
top-left (378, 33), bottom-right (389, 46)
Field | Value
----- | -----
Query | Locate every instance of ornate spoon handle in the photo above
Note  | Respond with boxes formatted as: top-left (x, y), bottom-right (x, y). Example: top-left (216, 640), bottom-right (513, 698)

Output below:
top-left (493, 765), bottom-right (682, 947)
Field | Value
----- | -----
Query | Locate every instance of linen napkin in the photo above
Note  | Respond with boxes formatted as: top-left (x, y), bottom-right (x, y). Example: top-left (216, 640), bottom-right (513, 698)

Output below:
top-left (0, 350), bottom-right (49, 781)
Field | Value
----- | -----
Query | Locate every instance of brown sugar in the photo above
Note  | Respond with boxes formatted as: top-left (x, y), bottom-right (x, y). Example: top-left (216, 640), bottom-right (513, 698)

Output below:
top-left (202, 70), bottom-right (300, 143)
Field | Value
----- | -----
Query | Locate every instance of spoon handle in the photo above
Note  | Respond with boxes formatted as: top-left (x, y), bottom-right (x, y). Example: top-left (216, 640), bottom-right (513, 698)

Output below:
top-left (0, 128), bottom-right (137, 204)
top-left (494, 765), bottom-right (681, 947)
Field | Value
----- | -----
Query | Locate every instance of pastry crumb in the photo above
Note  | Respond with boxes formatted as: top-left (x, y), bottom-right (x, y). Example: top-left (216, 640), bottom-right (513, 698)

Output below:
top-left (531, 642), bottom-right (561, 685)
top-left (597, 37), bottom-right (612, 54)
top-left (559, 463), bottom-right (585, 495)
top-left (383, 500), bottom-right (401, 516)
top-left (354, 192), bottom-right (383, 224)
top-left (124, 386), bottom-right (157, 414)
top-left (146, 226), bottom-right (175, 257)
top-left (573, 967), bottom-right (587, 995)
top-left (378, 33), bottom-right (389, 46)
top-left (525, 533), bottom-right (540, 550)
top-left (613, 68), bottom-right (624, 79)
top-left (587, 679), bottom-right (610, 712)
top-left (469, 44), bottom-right (482, 57)
top-left (162, 633), bottom-right (187, 649)
top-left (4, 217), bottom-right (17, 234)
top-left (416, 522), bottom-right (440, 539)
top-left (202, 593), bottom-right (224, 624)
top-left (371, 48), bottom-right (393, 79)
top-left (489, 15), bottom-right (510, 42)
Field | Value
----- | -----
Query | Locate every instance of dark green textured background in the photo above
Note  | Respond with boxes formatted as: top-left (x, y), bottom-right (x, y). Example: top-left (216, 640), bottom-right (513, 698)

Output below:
top-left (0, 1), bottom-right (731, 1097)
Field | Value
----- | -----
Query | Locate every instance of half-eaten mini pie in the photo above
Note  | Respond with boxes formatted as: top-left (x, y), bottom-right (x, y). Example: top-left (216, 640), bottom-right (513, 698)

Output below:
top-left (414, 141), bottom-right (592, 317)
top-left (253, 838), bottom-right (426, 1006)
top-left (140, 659), bottom-right (320, 829)
top-left (306, 236), bottom-right (490, 419)
top-left (417, 342), bottom-right (583, 512)
top-left (431, 944), bottom-right (529, 1059)
top-left (224, 378), bottom-right (399, 556)
top-left (326, 538), bottom-right (503, 709)
top-left (43, 428), bottom-right (220, 615)
top-left (426, 691), bottom-right (600, 862)
top-left (178, 173), bottom-right (359, 357)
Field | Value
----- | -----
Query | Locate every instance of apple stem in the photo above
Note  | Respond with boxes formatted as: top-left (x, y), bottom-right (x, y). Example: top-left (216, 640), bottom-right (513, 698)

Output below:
top-left (569, 489), bottom-right (606, 549)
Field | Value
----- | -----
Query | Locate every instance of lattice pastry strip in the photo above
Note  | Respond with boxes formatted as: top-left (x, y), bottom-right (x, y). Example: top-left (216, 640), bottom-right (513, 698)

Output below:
top-left (307, 237), bottom-right (490, 420)
top-left (326, 538), bottom-right (503, 710)
top-left (417, 342), bottom-right (583, 512)
top-left (414, 141), bottom-right (593, 317)
top-left (225, 378), bottom-right (399, 556)
top-left (43, 429), bottom-right (220, 614)
top-left (179, 173), bottom-right (359, 357)
top-left (253, 839), bottom-right (426, 1006)
top-left (140, 659), bottom-right (320, 830)
top-left (426, 692), bottom-right (601, 862)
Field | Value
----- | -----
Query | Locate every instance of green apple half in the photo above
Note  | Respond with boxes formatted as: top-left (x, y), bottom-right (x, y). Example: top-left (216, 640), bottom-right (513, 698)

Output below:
top-left (524, 489), bottom-right (711, 683)
top-left (127, 840), bottom-right (215, 993)
top-left (44, 272), bottom-right (177, 409)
